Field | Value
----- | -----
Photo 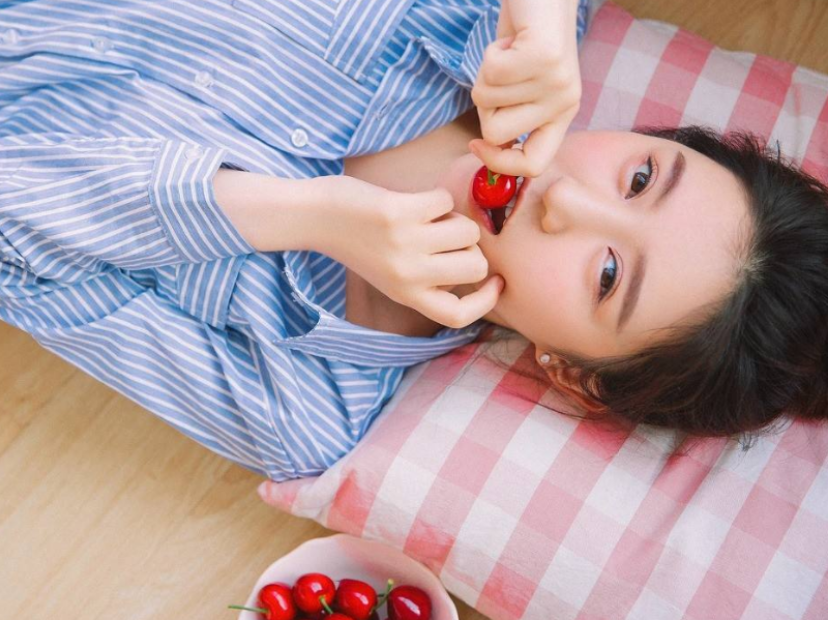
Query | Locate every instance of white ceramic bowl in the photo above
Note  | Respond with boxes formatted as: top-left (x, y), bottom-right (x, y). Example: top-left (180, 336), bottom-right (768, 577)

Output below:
top-left (237, 534), bottom-right (458, 620)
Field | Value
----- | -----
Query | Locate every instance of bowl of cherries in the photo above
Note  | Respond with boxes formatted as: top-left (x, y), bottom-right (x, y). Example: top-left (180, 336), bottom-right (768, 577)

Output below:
top-left (229, 534), bottom-right (457, 620)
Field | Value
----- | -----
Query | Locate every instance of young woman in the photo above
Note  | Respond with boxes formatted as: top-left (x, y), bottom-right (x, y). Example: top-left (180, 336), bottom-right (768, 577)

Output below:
top-left (0, 0), bottom-right (823, 481)
top-left (334, 114), bottom-right (827, 443)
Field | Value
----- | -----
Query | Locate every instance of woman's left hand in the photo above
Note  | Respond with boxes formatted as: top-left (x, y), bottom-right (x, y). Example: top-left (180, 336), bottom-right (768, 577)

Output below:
top-left (470, 0), bottom-right (583, 178)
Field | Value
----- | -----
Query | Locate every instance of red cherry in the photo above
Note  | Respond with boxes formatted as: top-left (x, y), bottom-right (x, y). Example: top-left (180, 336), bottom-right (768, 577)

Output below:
top-left (227, 582), bottom-right (296, 620)
top-left (333, 579), bottom-right (378, 620)
top-left (471, 165), bottom-right (517, 209)
top-left (326, 615), bottom-right (356, 620)
top-left (387, 585), bottom-right (432, 620)
top-left (259, 583), bottom-right (297, 620)
top-left (292, 573), bottom-right (336, 615)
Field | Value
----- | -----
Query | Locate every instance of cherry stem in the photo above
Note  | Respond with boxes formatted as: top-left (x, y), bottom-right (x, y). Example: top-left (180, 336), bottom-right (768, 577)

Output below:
top-left (228, 604), bottom-right (270, 613)
top-left (320, 595), bottom-right (334, 615)
top-left (370, 579), bottom-right (395, 614)
top-left (486, 169), bottom-right (501, 185)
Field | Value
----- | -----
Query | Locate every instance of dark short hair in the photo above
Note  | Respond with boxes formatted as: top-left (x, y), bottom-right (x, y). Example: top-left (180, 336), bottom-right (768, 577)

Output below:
top-left (554, 125), bottom-right (827, 446)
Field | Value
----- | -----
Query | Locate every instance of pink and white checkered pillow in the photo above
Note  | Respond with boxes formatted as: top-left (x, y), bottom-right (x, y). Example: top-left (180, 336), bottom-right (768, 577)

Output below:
top-left (259, 3), bottom-right (828, 619)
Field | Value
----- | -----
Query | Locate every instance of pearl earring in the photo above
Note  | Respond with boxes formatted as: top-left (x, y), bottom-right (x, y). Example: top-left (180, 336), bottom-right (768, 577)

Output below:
top-left (539, 353), bottom-right (551, 365)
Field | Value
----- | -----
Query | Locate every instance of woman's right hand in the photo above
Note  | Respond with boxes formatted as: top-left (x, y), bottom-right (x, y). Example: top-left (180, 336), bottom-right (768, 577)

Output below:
top-left (312, 175), bottom-right (504, 329)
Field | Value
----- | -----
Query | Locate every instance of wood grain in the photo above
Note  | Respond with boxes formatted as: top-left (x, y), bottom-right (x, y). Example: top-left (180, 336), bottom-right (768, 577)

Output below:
top-left (0, 1), bottom-right (824, 618)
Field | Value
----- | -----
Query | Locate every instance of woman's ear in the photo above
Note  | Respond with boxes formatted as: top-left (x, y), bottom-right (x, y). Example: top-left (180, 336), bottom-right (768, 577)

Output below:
top-left (535, 347), bottom-right (605, 413)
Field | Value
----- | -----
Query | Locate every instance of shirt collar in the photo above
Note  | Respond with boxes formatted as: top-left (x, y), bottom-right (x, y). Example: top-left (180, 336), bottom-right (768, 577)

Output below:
top-left (416, 5), bottom-right (499, 90)
top-left (275, 251), bottom-right (487, 367)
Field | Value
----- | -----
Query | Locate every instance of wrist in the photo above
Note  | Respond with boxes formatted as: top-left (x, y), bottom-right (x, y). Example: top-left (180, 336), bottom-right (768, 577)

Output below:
top-left (213, 168), bottom-right (338, 253)
top-left (262, 174), bottom-right (339, 254)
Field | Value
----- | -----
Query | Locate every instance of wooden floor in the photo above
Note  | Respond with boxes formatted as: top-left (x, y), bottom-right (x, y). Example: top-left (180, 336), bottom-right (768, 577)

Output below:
top-left (0, 1), bottom-right (824, 618)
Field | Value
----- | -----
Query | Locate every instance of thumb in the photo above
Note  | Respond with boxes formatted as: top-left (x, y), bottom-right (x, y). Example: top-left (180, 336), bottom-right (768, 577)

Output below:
top-left (458, 273), bottom-right (505, 323)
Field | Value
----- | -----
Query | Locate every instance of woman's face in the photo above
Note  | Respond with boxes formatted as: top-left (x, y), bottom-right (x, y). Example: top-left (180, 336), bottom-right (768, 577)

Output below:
top-left (440, 130), bottom-right (750, 360)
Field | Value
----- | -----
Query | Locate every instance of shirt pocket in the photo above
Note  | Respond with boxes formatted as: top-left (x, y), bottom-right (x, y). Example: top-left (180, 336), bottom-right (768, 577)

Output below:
top-left (231, 0), bottom-right (415, 84)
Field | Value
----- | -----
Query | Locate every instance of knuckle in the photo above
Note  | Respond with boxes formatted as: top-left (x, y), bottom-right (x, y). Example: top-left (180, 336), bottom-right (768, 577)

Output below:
top-left (524, 159), bottom-right (546, 178)
top-left (443, 313), bottom-right (466, 329)
top-left (570, 94), bottom-right (582, 115)
top-left (481, 126), bottom-right (503, 147)
top-left (570, 79), bottom-right (583, 101)
top-left (376, 205), bottom-right (397, 228)
top-left (482, 61), bottom-right (505, 85)
top-left (389, 258), bottom-right (412, 282)
top-left (483, 44), bottom-right (501, 65)
top-left (470, 86), bottom-right (486, 107)
top-left (561, 86), bottom-right (581, 109)
top-left (388, 227), bottom-right (407, 252)
top-left (539, 43), bottom-right (566, 65)
top-left (436, 186), bottom-right (454, 206)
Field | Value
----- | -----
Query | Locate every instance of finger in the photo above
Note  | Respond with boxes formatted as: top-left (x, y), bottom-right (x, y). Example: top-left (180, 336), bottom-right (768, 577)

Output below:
top-left (428, 245), bottom-right (489, 286)
top-left (480, 102), bottom-right (545, 147)
top-left (472, 136), bottom-right (548, 178)
top-left (468, 139), bottom-right (526, 177)
top-left (422, 212), bottom-right (481, 253)
top-left (416, 187), bottom-right (455, 222)
top-left (520, 119), bottom-right (572, 176)
top-left (472, 112), bottom-right (576, 178)
top-left (471, 79), bottom-right (541, 110)
top-left (419, 274), bottom-right (505, 329)
top-left (472, 135), bottom-right (552, 178)
top-left (480, 41), bottom-right (538, 86)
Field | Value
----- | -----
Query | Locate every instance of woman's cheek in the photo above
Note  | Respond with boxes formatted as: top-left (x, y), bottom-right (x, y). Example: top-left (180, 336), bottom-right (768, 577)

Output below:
top-left (522, 244), bottom-right (574, 320)
top-left (438, 152), bottom-right (480, 215)
top-left (502, 253), bottom-right (556, 314)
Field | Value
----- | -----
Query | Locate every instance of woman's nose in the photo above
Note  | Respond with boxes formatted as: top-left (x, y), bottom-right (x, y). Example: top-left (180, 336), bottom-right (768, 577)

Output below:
top-left (540, 176), bottom-right (628, 235)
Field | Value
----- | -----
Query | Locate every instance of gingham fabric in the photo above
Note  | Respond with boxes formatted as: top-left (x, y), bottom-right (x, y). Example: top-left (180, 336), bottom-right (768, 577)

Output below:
top-left (258, 2), bottom-right (828, 619)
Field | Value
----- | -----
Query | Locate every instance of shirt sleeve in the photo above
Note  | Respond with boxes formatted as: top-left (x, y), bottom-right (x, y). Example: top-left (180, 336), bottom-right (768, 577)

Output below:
top-left (0, 133), bottom-right (258, 330)
top-left (0, 133), bottom-right (256, 276)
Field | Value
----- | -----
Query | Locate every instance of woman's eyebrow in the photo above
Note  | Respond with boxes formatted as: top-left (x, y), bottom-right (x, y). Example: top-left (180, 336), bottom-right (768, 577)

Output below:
top-left (616, 150), bottom-right (686, 332)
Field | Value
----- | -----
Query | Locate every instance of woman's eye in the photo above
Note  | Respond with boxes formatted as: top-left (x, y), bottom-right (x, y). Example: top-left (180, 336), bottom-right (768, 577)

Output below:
top-left (626, 156), bottom-right (655, 198)
top-left (599, 250), bottom-right (618, 301)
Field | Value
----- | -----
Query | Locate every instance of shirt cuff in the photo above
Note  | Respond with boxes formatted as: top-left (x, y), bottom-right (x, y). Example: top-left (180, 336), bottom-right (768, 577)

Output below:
top-left (148, 141), bottom-right (257, 264)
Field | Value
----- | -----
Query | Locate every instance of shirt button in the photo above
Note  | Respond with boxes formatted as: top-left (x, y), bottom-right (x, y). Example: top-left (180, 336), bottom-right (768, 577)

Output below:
top-left (185, 146), bottom-right (203, 160)
top-left (1, 29), bottom-right (20, 45)
top-left (91, 36), bottom-right (112, 53)
top-left (291, 128), bottom-right (309, 148)
top-left (194, 70), bottom-right (214, 88)
top-left (375, 103), bottom-right (389, 119)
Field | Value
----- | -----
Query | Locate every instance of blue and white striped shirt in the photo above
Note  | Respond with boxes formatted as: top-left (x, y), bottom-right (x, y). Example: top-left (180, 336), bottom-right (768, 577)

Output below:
top-left (0, 0), bottom-right (590, 480)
